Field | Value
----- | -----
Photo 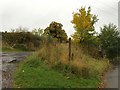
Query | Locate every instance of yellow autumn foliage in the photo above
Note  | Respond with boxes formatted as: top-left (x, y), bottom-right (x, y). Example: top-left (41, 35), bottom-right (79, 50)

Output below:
top-left (71, 7), bottom-right (98, 43)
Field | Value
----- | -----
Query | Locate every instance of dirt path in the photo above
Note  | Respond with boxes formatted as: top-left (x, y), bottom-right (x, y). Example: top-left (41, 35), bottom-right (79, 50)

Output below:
top-left (1, 52), bottom-right (32, 88)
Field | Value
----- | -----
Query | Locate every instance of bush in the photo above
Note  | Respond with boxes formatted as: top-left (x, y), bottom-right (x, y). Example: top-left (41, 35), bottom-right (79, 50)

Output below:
top-left (2, 32), bottom-right (41, 51)
top-left (13, 44), bottom-right (27, 51)
top-left (99, 23), bottom-right (120, 60)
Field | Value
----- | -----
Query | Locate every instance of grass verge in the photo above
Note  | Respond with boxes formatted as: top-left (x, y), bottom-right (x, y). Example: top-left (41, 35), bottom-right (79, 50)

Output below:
top-left (1, 43), bottom-right (30, 52)
top-left (2, 46), bottom-right (24, 52)
top-left (13, 54), bottom-right (101, 88)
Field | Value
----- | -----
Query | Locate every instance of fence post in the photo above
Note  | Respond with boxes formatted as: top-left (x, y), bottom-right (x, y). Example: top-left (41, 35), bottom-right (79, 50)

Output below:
top-left (69, 38), bottom-right (71, 61)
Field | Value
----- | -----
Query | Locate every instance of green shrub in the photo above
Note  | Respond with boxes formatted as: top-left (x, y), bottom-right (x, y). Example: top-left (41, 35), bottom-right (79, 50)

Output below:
top-left (13, 44), bottom-right (27, 51)
top-left (2, 32), bottom-right (41, 51)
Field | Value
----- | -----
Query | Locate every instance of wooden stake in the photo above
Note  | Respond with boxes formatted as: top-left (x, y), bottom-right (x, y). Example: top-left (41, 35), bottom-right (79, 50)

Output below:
top-left (69, 38), bottom-right (71, 61)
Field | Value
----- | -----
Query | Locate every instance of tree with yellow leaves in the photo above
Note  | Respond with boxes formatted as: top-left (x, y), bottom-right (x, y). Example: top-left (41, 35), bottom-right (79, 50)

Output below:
top-left (71, 7), bottom-right (98, 44)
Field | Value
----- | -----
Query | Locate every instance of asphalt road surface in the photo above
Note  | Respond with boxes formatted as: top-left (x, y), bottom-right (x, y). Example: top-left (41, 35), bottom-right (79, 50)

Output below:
top-left (104, 64), bottom-right (119, 89)
top-left (1, 52), bottom-right (32, 88)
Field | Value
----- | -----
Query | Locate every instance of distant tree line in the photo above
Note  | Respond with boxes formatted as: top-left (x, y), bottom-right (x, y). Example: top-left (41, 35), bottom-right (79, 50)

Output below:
top-left (2, 22), bottom-right (68, 51)
top-left (2, 31), bottom-right (41, 51)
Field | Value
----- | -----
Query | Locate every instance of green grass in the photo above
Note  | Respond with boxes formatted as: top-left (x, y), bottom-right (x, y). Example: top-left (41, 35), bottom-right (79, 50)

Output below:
top-left (13, 55), bottom-right (101, 88)
top-left (1, 44), bottom-right (31, 52)
top-left (1, 41), bottom-right (33, 52)
top-left (2, 46), bottom-right (24, 52)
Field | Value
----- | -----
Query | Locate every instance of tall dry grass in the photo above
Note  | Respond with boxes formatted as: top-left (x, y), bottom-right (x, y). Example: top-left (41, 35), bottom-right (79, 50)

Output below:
top-left (37, 43), bottom-right (110, 78)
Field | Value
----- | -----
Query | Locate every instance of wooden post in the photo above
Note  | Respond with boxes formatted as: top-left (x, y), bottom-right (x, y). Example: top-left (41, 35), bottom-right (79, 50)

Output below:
top-left (69, 38), bottom-right (71, 61)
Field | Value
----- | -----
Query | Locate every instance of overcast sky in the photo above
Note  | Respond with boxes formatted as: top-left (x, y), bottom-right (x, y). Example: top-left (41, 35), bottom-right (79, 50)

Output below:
top-left (0, 0), bottom-right (119, 36)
